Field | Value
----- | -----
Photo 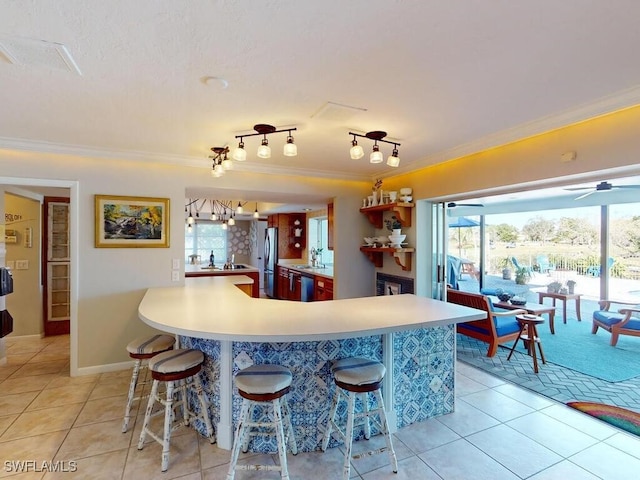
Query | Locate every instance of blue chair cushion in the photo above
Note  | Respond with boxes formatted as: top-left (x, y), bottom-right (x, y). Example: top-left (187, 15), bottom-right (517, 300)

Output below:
top-left (594, 311), bottom-right (640, 330)
top-left (494, 315), bottom-right (522, 336)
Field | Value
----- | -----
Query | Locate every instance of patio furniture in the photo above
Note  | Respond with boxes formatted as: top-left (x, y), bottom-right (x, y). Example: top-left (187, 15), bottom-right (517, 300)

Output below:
top-left (535, 255), bottom-right (555, 274)
top-left (447, 288), bottom-right (526, 357)
top-left (507, 314), bottom-right (546, 373)
top-left (592, 299), bottom-right (640, 346)
top-left (538, 292), bottom-right (582, 323)
top-left (511, 257), bottom-right (533, 274)
top-left (586, 257), bottom-right (614, 277)
top-left (492, 299), bottom-right (557, 334)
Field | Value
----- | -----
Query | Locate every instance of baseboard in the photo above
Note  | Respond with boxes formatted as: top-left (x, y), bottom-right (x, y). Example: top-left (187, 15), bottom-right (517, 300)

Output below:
top-left (76, 360), bottom-right (134, 376)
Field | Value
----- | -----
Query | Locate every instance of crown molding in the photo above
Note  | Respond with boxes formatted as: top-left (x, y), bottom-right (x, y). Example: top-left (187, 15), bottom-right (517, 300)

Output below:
top-left (2, 85), bottom-right (640, 184)
top-left (376, 85), bottom-right (640, 181)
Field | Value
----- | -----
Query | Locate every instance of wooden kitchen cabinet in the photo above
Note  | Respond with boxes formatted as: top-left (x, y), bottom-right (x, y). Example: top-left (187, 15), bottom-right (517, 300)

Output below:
top-left (270, 213), bottom-right (306, 259)
top-left (277, 266), bottom-right (289, 300)
top-left (327, 202), bottom-right (334, 251)
top-left (314, 277), bottom-right (333, 301)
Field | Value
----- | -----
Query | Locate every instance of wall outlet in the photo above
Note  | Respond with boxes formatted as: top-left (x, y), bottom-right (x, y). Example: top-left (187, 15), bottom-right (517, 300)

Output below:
top-left (15, 260), bottom-right (29, 270)
top-left (171, 270), bottom-right (180, 282)
top-left (172, 258), bottom-right (180, 269)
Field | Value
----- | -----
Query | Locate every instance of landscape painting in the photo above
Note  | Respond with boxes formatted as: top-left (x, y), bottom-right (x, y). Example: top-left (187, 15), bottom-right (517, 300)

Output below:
top-left (95, 195), bottom-right (169, 248)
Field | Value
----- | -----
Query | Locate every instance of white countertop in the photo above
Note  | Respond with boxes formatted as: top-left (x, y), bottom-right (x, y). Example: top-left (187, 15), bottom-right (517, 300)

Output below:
top-left (185, 264), bottom-right (260, 275)
top-left (138, 276), bottom-right (486, 342)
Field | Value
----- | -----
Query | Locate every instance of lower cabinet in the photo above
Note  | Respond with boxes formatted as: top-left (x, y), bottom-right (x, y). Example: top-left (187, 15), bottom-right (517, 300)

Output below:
top-left (314, 277), bottom-right (334, 301)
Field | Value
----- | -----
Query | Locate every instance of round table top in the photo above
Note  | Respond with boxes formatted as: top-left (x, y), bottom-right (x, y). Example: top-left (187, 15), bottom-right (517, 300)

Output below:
top-left (516, 314), bottom-right (545, 324)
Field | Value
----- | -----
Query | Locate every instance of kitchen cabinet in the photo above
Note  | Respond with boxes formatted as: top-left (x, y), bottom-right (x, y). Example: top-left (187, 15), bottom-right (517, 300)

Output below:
top-left (276, 265), bottom-right (302, 300)
top-left (268, 213), bottom-right (306, 259)
top-left (327, 202), bottom-right (334, 251)
top-left (359, 201), bottom-right (415, 271)
top-left (277, 265), bottom-right (289, 300)
top-left (314, 277), bottom-right (333, 301)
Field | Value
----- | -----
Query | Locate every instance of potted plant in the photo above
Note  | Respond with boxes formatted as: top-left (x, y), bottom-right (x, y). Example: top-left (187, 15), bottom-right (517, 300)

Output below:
top-left (514, 266), bottom-right (531, 285)
top-left (566, 280), bottom-right (576, 294)
top-left (499, 257), bottom-right (513, 280)
top-left (547, 281), bottom-right (562, 293)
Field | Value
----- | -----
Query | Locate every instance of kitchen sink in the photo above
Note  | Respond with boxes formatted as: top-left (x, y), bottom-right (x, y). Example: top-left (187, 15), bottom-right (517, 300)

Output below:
top-left (290, 264), bottom-right (313, 269)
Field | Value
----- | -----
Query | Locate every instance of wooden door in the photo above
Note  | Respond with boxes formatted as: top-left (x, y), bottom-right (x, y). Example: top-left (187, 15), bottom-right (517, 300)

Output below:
top-left (42, 197), bottom-right (70, 336)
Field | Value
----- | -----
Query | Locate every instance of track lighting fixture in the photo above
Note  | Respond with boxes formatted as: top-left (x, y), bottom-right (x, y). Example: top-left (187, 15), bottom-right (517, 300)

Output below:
top-left (234, 124), bottom-right (298, 162)
top-left (209, 146), bottom-right (231, 177)
top-left (348, 131), bottom-right (401, 167)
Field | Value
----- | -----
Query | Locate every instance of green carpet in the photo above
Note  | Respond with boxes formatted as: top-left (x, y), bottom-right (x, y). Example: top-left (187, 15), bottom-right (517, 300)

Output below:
top-left (568, 401), bottom-right (640, 436)
top-left (509, 317), bottom-right (640, 382)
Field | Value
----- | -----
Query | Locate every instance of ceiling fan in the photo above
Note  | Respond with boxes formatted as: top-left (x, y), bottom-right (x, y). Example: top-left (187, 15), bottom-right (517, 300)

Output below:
top-left (565, 181), bottom-right (640, 200)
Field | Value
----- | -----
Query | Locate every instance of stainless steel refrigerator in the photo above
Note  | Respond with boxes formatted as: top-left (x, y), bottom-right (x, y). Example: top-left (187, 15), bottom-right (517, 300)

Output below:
top-left (264, 227), bottom-right (278, 298)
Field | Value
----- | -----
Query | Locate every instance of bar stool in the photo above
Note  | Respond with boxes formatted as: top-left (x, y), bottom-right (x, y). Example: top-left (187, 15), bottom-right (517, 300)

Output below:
top-left (122, 334), bottom-right (175, 433)
top-left (137, 348), bottom-right (215, 472)
top-left (321, 357), bottom-right (398, 480)
top-left (227, 364), bottom-right (297, 480)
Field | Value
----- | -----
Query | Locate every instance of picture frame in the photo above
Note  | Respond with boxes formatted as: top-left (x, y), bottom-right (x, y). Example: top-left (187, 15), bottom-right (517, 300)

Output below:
top-left (95, 195), bottom-right (170, 248)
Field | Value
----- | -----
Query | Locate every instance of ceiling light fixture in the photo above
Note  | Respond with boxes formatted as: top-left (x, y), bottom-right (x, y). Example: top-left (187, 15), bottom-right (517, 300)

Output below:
top-left (209, 146), bottom-right (230, 177)
top-left (348, 131), bottom-right (401, 167)
top-left (253, 202), bottom-right (260, 219)
top-left (187, 199), bottom-right (260, 226)
top-left (234, 124), bottom-right (298, 162)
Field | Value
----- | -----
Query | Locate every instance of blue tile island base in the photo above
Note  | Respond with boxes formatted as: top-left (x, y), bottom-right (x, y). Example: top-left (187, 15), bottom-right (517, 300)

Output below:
top-left (180, 324), bottom-right (455, 453)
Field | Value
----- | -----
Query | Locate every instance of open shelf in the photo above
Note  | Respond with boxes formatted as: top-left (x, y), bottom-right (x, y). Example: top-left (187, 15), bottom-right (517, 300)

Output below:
top-left (359, 202), bottom-right (414, 229)
top-left (359, 247), bottom-right (415, 271)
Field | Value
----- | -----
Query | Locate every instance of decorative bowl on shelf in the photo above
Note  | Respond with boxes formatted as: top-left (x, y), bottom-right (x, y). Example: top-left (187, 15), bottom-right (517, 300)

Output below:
top-left (510, 296), bottom-right (527, 306)
top-left (363, 237), bottom-right (375, 246)
top-left (374, 236), bottom-right (389, 245)
top-left (400, 187), bottom-right (412, 195)
top-left (388, 234), bottom-right (406, 246)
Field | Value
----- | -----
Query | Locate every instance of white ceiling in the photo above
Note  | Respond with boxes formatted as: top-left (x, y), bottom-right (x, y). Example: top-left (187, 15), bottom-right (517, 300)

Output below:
top-left (2, 1), bottom-right (640, 203)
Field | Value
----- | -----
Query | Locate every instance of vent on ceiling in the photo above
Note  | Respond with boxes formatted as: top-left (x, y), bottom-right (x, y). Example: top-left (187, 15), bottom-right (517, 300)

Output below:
top-left (0, 36), bottom-right (82, 75)
top-left (311, 101), bottom-right (367, 122)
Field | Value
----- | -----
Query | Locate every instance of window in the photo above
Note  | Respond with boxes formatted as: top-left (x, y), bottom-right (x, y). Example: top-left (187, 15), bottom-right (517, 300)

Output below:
top-left (185, 222), bottom-right (227, 265)
top-left (308, 216), bottom-right (334, 266)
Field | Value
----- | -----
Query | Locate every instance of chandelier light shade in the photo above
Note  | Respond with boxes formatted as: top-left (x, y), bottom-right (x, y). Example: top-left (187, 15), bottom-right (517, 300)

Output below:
top-left (350, 135), bottom-right (364, 160)
top-left (348, 130), bottom-right (401, 167)
top-left (257, 137), bottom-right (271, 158)
top-left (232, 140), bottom-right (247, 161)
top-left (253, 202), bottom-right (260, 219)
top-left (283, 134), bottom-right (297, 156)
top-left (370, 143), bottom-right (383, 163)
top-left (234, 124), bottom-right (298, 163)
top-left (387, 147), bottom-right (400, 167)
top-left (236, 202), bottom-right (243, 214)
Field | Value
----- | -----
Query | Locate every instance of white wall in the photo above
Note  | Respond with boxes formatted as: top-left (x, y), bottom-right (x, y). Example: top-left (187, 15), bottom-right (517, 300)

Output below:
top-left (0, 154), bottom-right (369, 373)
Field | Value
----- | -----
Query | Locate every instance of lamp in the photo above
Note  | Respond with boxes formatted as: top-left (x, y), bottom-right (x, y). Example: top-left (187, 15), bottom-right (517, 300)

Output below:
top-left (209, 146), bottom-right (230, 177)
top-left (236, 202), bottom-right (243, 214)
top-left (349, 134), bottom-right (364, 160)
top-left (190, 199), bottom-right (260, 225)
top-left (253, 202), bottom-right (260, 219)
top-left (348, 131), bottom-right (401, 167)
top-left (235, 124), bottom-right (298, 161)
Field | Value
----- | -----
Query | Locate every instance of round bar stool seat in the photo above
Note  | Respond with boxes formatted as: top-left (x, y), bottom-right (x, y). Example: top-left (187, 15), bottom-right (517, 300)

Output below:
top-left (321, 357), bottom-right (398, 480)
top-left (227, 364), bottom-right (297, 480)
top-left (122, 334), bottom-right (175, 433)
top-left (137, 348), bottom-right (215, 472)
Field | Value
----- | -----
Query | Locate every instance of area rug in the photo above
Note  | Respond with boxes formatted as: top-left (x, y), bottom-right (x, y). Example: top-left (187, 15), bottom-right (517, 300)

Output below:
top-left (567, 401), bottom-right (640, 436)
top-left (509, 317), bottom-right (640, 382)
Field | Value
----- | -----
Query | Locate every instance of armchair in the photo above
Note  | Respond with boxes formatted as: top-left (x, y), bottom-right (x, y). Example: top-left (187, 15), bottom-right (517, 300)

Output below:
top-left (535, 255), bottom-right (555, 274)
top-left (592, 299), bottom-right (640, 346)
top-left (586, 257), bottom-right (614, 277)
top-left (511, 257), bottom-right (533, 274)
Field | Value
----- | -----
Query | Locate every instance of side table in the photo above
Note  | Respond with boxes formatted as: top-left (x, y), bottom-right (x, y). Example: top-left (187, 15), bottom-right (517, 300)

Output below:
top-left (493, 300), bottom-right (557, 334)
top-left (507, 314), bottom-right (546, 373)
top-left (538, 292), bottom-right (582, 324)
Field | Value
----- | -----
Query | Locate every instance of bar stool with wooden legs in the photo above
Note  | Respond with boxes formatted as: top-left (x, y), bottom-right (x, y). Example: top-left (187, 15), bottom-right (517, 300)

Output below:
top-left (227, 364), bottom-right (297, 480)
top-left (122, 334), bottom-right (175, 433)
top-left (137, 348), bottom-right (215, 472)
top-left (321, 357), bottom-right (398, 480)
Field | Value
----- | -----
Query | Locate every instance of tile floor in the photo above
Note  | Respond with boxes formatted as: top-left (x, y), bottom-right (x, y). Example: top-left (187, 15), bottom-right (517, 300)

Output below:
top-left (2, 335), bottom-right (640, 479)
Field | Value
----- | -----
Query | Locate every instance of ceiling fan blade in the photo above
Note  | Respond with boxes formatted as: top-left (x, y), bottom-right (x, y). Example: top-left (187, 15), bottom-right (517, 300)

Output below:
top-left (574, 190), bottom-right (597, 200)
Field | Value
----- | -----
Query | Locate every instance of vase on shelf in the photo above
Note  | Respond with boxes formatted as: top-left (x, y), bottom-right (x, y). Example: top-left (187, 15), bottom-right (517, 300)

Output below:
top-left (372, 190), bottom-right (378, 206)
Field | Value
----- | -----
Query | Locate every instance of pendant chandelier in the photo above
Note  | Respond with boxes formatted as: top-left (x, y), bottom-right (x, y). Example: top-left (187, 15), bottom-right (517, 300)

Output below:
top-left (348, 131), bottom-right (401, 167)
top-left (185, 199), bottom-right (260, 231)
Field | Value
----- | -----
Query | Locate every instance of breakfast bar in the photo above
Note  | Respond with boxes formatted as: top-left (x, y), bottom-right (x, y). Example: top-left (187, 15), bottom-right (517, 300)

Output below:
top-left (137, 275), bottom-right (485, 452)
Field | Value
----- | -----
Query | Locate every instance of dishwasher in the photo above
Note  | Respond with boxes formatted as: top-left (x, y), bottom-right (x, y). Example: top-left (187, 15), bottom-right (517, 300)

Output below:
top-left (300, 274), bottom-right (315, 302)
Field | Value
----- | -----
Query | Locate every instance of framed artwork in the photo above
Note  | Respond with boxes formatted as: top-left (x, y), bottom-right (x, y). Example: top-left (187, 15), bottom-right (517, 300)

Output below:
top-left (95, 195), bottom-right (170, 248)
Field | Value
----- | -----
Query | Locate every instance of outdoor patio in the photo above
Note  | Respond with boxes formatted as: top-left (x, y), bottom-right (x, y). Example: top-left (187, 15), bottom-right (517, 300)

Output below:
top-left (454, 270), bottom-right (640, 416)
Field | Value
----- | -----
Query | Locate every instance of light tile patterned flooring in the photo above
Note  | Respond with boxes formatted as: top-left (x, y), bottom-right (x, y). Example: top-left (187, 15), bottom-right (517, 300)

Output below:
top-left (2, 335), bottom-right (640, 479)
